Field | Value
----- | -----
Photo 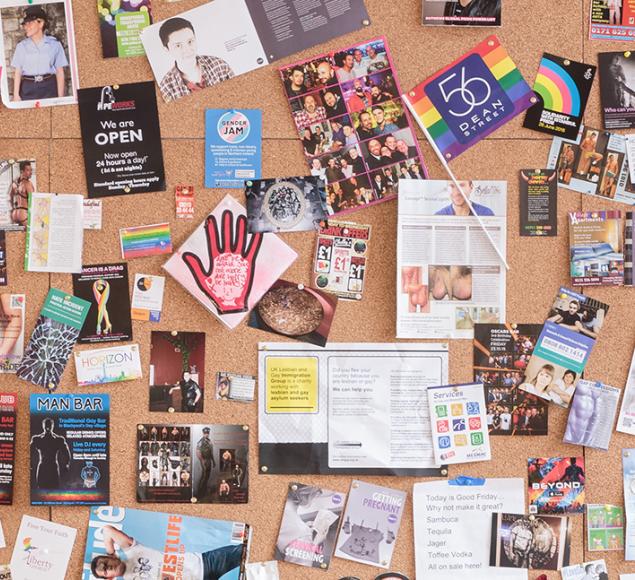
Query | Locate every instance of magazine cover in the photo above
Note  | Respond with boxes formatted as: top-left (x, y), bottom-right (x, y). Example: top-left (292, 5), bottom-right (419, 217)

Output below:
top-left (527, 457), bottom-right (585, 515)
top-left (474, 323), bottom-right (548, 436)
top-left (275, 482), bottom-right (345, 570)
top-left (163, 195), bottom-right (297, 330)
top-left (0, 294), bottom-right (25, 373)
top-left (30, 393), bottom-right (110, 505)
top-left (17, 289), bottom-right (91, 390)
top-left (137, 423), bottom-right (249, 504)
top-left (149, 331), bottom-right (205, 413)
top-left (490, 512), bottom-right (571, 570)
top-left (334, 480), bottom-right (406, 569)
top-left (423, 0), bottom-right (501, 26)
top-left (245, 176), bottom-right (327, 233)
top-left (83, 506), bottom-right (251, 580)
top-left (569, 211), bottom-right (624, 286)
top-left (11, 515), bottom-right (76, 580)
top-left (72, 263), bottom-right (133, 343)
top-left (0, 392), bottom-right (16, 504)
top-left (279, 36), bottom-right (428, 216)
top-left (0, 158), bottom-right (36, 230)
top-left (519, 287), bottom-right (609, 408)
top-left (587, 504), bottom-right (624, 551)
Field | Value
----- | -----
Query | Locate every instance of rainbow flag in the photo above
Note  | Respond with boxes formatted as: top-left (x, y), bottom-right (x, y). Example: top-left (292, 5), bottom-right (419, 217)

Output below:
top-left (120, 222), bottom-right (172, 259)
top-left (403, 36), bottom-right (535, 160)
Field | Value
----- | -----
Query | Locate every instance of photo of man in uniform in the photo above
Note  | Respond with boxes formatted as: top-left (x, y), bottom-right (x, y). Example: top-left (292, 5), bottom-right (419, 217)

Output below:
top-left (195, 426), bottom-right (216, 499)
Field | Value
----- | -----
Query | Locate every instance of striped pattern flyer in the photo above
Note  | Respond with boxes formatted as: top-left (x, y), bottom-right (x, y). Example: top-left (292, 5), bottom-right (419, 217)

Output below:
top-left (119, 222), bottom-right (172, 259)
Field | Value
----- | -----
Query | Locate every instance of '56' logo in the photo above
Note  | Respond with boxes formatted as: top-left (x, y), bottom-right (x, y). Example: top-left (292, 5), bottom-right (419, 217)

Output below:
top-left (426, 54), bottom-right (513, 144)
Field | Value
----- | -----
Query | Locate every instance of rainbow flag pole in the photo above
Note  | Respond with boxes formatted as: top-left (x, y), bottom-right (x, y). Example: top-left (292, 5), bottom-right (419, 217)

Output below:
top-left (403, 96), bottom-right (509, 271)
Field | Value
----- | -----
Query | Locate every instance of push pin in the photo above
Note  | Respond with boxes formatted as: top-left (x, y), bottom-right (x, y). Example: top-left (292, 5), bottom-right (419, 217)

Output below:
top-left (291, 484), bottom-right (298, 491)
top-left (113, 84), bottom-right (119, 90)
top-left (352, 481), bottom-right (359, 489)
top-left (441, 468), bottom-right (448, 476)
top-left (171, 330), bottom-right (178, 336)
top-left (320, 563), bottom-right (327, 569)
top-left (362, 18), bottom-right (370, 26)
top-left (298, 283), bottom-right (305, 290)
top-left (564, 59), bottom-right (571, 66)
top-left (242, 425), bottom-right (249, 431)
top-left (530, 96), bottom-right (538, 104)
top-left (445, 153), bottom-right (452, 159)
top-left (626, 51), bottom-right (632, 58)
top-left (124, 186), bottom-right (130, 193)
top-left (261, 465), bottom-right (268, 473)
top-left (168, 407), bottom-right (175, 413)
top-left (528, 514), bottom-right (535, 520)
top-left (487, 39), bottom-right (495, 46)
top-left (191, 496), bottom-right (197, 503)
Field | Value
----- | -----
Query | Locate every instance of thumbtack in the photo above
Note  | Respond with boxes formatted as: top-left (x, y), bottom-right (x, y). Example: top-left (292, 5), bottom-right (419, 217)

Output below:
top-left (168, 407), bottom-right (175, 413)
top-left (291, 484), bottom-right (298, 491)
top-left (261, 465), bottom-right (268, 473)
top-left (626, 51), bottom-right (632, 58)
top-left (242, 425), bottom-right (249, 431)
top-left (191, 496), bottom-right (197, 503)
top-left (564, 59), bottom-right (571, 66)
top-left (362, 19), bottom-right (370, 26)
top-left (441, 468), bottom-right (448, 476)
top-left (171, 330), bottom-right (178, 336)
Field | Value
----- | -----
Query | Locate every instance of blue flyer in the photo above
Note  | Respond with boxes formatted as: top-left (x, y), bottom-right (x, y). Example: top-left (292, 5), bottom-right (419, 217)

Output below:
top-left (205, 109), bottom-right (262, 189)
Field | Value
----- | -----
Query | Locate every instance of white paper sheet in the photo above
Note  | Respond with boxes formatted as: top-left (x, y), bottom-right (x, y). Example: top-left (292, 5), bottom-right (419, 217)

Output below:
top-left (413, 477), bottom-right (527, 579)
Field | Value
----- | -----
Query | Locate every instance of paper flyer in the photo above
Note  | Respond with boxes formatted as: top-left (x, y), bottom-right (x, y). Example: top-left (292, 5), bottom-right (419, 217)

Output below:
top-left (588, 504), bottom-right (624, 551)
top-left (120, 222), bottom-right (172, 259)
top-left (74, 344), bottom-right (142, 386)
top-left (527, 457), bottom-right (585, 515)
top-left (428, 382), bottom-right (491, 465)
top-left (17, 289), bottom-right (91, 390)
top-left (205, 109), bottom-right (261, 188)
top-left (413, 477), bottom-right (526, 579)
top-left (29, 393), bottom-right (110, 505)
top-left (98, 0), bottom-right (152, 58)
top-left (131, 273), bottom-right (165, 322)
top-left (0, 158), bottom-right (35, 230)
top-left (0, 294), bottom-right (25, 373)
top-left (519, 169), bottom-right (557, 237)
top-left (0, 393), bottom-right (16, 505)
top-left (334, 480), bottom-right (406, 569)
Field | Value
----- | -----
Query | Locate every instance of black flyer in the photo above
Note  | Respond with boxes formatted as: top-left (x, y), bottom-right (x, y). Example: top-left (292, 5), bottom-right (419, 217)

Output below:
top-left (599, 51), bottom-right (635, 130)
top-left (72, 263), bottom-right (133, 344)
top-left (519, 169), bottom-right (558, 237)
top-left (78, 82), bottom-right (166, 198)
top-left (523, 54), bottom-right (596, 139)
top-left (0, 393), bottom-right (16, 505)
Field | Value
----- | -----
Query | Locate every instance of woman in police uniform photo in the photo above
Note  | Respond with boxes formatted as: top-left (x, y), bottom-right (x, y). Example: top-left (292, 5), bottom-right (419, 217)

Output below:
top-left (8, 5), bottom-right (69, 101)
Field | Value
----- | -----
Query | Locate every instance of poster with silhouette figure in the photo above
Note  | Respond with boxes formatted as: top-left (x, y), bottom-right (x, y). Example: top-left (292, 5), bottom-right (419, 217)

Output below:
top-left (29, 393), bottom-right (110, 505)
top-left (163, 194), bottom-right (297, 330)
top-left (136, 423), bottom-right (248, 504)
top-left (72, 263), bottom-right (132, 344)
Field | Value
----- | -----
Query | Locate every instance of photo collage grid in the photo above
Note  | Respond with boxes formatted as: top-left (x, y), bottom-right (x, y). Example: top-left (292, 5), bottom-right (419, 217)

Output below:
top-left (279, 37), bottom-right (427, 214)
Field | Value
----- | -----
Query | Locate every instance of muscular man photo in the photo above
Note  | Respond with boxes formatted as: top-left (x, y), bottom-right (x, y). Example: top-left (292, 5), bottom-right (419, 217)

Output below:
top-left (30, 417), bottom-right (71, 488)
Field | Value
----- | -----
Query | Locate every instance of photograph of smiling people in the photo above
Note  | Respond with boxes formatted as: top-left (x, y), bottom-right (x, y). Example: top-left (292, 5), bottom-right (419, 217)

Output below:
top-left (0, 1), bottom-right (78, 108)
top-left (546, 296), bottom-right (607, 339)
top-left (141, 0), bottom-right (267, 103)
top-left (519, 356), bottom-right (579, 407)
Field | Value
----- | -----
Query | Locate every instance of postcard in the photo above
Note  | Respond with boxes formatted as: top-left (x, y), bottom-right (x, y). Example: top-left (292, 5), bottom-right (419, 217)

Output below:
top-left (74, 344), bottom-right (142, 386)
top-left (519, 169), bottom-right (557, 237)
top-left (0, 158), bottom-right (35, 230)
top-left (0, 294), bottom-right (25, 373)
top-left (588, 504), bottom-right (624, 551)
top-left (98, 0), bottom-right (152, 58)
top-left (120, 222), bottom-right (172, 259)
top-left (131, 273), bottom-right (165, 321)
top-left (216, 371), bottom-right (256, 402)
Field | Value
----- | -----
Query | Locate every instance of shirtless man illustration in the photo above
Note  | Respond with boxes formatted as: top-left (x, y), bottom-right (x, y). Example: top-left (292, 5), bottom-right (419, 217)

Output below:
top-left (564, 380), bottom-right (600, 446)
top-left (30, 417), bottom-right (71, 488)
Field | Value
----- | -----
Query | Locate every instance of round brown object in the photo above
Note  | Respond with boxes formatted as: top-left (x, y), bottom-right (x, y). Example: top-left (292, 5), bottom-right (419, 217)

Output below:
top-left (258, 286), bottom-right (324, 336)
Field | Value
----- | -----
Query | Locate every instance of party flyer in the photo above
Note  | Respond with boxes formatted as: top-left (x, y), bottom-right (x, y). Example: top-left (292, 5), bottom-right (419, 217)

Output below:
top-left (474, 323), bottom-right (548, 437)
top-left (17, 289), bottom-right (90, 390)
top-left (279, 36), bottom-right (427, 215)
top-left (205, 109), bottom-right (262, 188)
top-left (523, 54), bottom-right (596, 139)
top-left (334, 481), bottom-right (406, 569)
top-left (423, 0), bottom-right (501, 26)
top-left (136, 423), bottom-right (248, 504)
top-left (313, 220), bottom-right (371, 300)
top-left (0, 393), bottom-right (16, 504)
top-left (82, 506), bottom-right (251, 580)
top-left (527, 457), bottom-right (585, 515)
top-left (78, 82), bottom-right (166, 198)
top-left (519, 169), bottom-right (557, 237)
top-left (599, 51), bottom-right (635, 129)
top-left (74, 344), bottom-right (142, 386)
top-left (29, 393), bottom-right (110, 505)
top-left (275, 482), bottom-right (345, 570)
top-left (590, 0), bottom-right (635, 40)
top-left (98, 0), bottom-right (152, 58)
top-left (72, 263), bottom-right (133, 343)
top-left (163, 195), bottom-right (297, 330)
top-left (11, 515), bottom-right (76, 580)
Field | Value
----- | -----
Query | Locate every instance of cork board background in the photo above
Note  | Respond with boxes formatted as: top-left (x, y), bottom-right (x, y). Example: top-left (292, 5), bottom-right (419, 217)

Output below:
top-left (0, 0), bottom-right (633, 578)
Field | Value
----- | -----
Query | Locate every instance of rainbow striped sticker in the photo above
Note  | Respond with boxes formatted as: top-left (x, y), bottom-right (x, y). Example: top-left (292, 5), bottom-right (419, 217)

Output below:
top-left (523, 53), bottom-right (596, 140)
top-left (120, 222), bottom-right (172, 259)
top-left (404, 35), bottom-right (534, 160)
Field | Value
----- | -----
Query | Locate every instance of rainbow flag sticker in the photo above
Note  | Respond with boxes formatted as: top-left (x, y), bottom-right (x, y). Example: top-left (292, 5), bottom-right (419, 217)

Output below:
top-left (120, 222), bottom-right (172, 259)
top-left (404, 35), bottom-right (535, 160)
